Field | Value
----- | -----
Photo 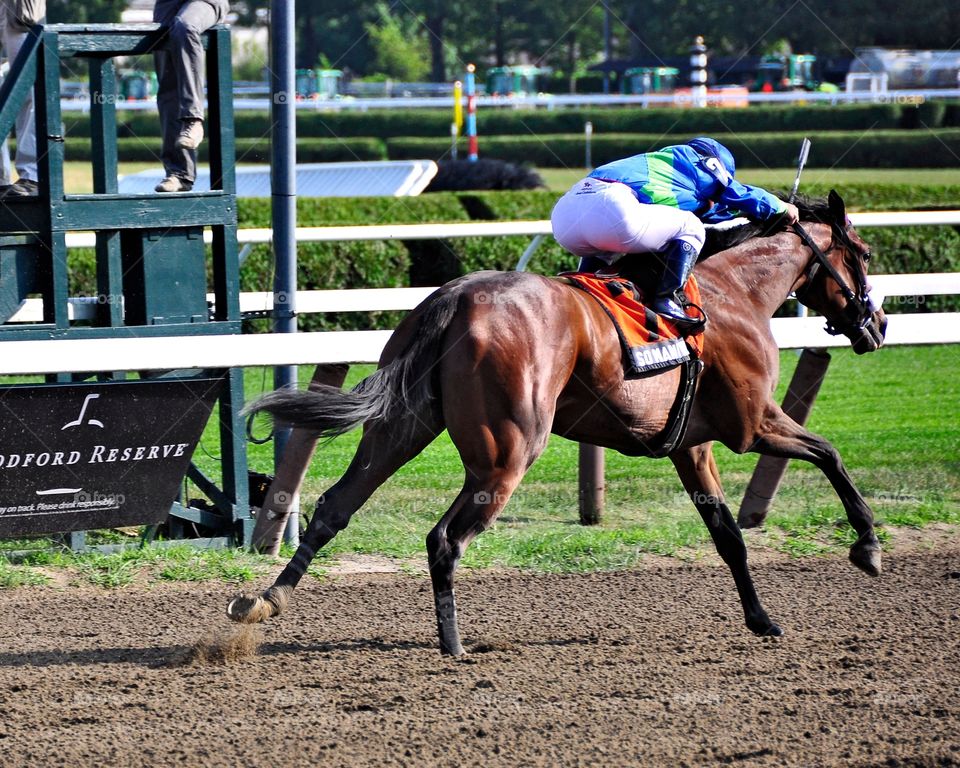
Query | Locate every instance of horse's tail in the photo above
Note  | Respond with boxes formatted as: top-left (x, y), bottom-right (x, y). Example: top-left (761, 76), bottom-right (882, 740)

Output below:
top-left (247, 287), bottom-right (461, 440)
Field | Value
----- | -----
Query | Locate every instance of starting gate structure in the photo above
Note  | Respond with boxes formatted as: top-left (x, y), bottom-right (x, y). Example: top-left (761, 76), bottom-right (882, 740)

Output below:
top-left (0, 24), bottom-right (251, 548)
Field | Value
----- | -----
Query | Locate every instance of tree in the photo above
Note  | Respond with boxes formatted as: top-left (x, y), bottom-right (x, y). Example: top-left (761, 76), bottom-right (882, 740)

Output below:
top-left (47, 0), bottom-right (125, 23)
top-left (365, 4), bottom-right (429, 81)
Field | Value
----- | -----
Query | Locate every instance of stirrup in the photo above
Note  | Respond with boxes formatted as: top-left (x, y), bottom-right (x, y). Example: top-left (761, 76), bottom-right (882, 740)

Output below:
top-left (652, 294), bottom-right (705, 332)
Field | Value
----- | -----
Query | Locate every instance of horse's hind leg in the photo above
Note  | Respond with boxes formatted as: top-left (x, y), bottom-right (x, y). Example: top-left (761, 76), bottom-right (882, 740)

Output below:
top-left (426, 468), bottom-right (529, 656)
top-left (749, 403), bottom-right (881, 576)
top-left (227, 417), bottom-right (440, 624)
top-left (671, 443), bottom-right (782, 637)
top-left (427, 409), bottom-right (552, 655)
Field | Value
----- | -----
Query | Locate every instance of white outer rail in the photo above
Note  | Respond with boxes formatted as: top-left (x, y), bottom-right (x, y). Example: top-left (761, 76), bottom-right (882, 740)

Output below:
top-left (0, 312), bottom-right (956, 376)
top-left (3, 211), bottom-right (959, 374)
top-left (55, 209), bottom-right (960, 250)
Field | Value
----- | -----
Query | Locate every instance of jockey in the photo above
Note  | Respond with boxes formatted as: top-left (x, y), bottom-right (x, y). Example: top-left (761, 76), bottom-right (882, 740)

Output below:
top-left (551, 136), bottom-right (800, 329)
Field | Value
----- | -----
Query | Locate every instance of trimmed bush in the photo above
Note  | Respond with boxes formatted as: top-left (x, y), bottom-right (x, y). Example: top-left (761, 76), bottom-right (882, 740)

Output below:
top-left (65, 184), bottom-right (960, 328)
top-left (62, 103), bottom-right (920, 141)
top-left (388, 130), bottom-right (960, 169)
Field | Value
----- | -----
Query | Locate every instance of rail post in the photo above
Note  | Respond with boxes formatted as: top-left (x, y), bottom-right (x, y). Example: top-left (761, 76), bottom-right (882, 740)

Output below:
top-left (738, 347), bottom-right (832, 528)
top-left (578, 444), bottom-right (604, 525)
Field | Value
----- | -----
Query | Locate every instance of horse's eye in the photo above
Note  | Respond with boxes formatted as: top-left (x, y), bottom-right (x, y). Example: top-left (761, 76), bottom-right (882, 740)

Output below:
top-left (862, 251), bottom-right (872, 263)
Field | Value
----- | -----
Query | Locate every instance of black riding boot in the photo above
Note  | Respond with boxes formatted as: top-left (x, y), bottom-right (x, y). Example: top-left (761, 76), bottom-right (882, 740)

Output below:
top-left (651, 239), bottom-right (701, 330)
top-left (576, 255), bottom-right (610, 273)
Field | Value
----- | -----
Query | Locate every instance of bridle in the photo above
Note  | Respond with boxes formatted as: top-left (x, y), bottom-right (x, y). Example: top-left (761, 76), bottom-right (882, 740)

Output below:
top-left (791, 219), bottom-right (875, 336)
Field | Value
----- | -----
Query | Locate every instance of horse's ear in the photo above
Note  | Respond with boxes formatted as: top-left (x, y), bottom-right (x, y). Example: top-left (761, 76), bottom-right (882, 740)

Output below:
top-left (828, 189), bottom-right (846, 225)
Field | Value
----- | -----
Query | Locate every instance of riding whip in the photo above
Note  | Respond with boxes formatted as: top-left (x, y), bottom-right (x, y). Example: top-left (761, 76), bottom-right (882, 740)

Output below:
top-left (789, 137), bottom-right (812, 203)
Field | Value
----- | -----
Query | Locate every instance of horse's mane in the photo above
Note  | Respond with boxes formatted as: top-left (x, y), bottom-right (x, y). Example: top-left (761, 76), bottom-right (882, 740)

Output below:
top-left (700, 195), bottom-right (835, 259)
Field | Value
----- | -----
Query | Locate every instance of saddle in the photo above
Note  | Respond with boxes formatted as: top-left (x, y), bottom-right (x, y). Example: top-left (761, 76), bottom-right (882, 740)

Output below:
top-left (558, 255), bottom-right (705, 457)
top-left (559, 255), bottom-right (705, 375)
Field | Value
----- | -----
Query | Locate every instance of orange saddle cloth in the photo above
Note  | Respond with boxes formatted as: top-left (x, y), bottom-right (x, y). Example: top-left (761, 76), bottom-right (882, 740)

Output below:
top-left (564, 272), bottom-right (705, 374)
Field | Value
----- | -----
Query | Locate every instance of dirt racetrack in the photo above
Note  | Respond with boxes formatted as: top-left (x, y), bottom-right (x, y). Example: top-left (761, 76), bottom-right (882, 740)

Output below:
top-left (1, 543), bottom-right (959, 767)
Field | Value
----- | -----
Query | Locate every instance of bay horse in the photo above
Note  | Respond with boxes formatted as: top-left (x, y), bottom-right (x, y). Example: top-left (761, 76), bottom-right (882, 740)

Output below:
top-left (228, 190), bottom-right (887, 655)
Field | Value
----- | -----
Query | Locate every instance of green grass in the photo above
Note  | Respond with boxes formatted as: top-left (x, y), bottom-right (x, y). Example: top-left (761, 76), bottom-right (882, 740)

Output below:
top-left (0, 560), bottom-right (48, 588)
top-left (536, 167), bottom-right (960, 193)
top-left (4, 543), bottom-right (273, 589)
top-left (228, 344), bottom-right (959, 573)
top-left (4, 343), bottom-right (953, 586)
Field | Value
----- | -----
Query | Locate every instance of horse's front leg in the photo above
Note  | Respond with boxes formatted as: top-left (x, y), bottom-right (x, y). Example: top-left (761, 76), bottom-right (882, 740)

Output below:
top-left (671, 443), bottom-right (782, 636)
top-left (748, 403), bottom-right (882, 576)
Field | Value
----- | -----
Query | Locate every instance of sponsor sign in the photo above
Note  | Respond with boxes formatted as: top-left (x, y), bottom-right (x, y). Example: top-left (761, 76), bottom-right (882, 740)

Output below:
top-left (0, 377), bottom-right (223, 537)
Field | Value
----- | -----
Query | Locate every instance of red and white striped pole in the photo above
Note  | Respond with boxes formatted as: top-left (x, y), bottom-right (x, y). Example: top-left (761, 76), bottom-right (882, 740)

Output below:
top-left (465, 63), bottom-right (478, 162)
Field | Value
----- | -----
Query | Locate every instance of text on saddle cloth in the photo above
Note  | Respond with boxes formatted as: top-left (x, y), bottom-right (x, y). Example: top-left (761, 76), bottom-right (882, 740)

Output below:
top-left (564, 272), bottom-right (705, 375)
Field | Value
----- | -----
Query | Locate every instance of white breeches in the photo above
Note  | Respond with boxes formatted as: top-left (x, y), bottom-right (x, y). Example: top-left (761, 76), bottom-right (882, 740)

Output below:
top-left (551, 178), bottom-right (706, 264)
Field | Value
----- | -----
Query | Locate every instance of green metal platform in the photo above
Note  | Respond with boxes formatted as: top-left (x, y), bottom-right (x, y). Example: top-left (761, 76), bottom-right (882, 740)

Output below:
top-left (0, 24), bottom-right (251, 548)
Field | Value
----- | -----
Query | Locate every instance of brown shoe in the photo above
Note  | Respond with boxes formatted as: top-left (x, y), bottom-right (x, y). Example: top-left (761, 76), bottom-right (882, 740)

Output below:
top-left (175, 119), bottom-right (204, 150)
top-left (154, 175), bottom-right (193, 193)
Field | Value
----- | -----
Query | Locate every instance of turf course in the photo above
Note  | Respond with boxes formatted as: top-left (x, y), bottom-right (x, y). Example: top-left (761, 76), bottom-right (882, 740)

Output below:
top-left (234, 343), bottom-right (959, 571)
top-left (2, 344), bottom-right (956, 586)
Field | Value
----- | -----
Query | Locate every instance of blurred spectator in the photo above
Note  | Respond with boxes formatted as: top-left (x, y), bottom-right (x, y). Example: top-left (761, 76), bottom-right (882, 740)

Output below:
top-left (153, 0), bottom-right (229, 193)
top-left (0, 0), bottom-right (45, 198)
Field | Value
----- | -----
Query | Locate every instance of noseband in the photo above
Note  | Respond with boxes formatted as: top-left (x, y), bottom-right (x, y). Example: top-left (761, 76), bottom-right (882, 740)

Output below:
top-left (791, 221), bottom-right (873, 336)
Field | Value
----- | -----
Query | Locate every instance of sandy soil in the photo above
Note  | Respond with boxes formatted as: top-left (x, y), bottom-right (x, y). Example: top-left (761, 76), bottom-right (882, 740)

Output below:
top-left (1, 545), bottom-right (959, 767)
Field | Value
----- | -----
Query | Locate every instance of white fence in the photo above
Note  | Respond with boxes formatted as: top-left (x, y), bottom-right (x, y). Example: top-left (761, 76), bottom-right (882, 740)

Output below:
top-left (59, 88), bottom-right (960, 112)
top-left (2, 211), bottom-right (959, 375)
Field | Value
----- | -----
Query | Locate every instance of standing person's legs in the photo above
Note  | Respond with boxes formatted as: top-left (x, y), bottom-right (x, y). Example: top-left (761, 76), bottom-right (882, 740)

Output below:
top-left (154, 43), bottom-right (191, 189)
top-left (0, 8), bottom-right (37, 195)
top-left (153, 0), bottom-right (222, 191)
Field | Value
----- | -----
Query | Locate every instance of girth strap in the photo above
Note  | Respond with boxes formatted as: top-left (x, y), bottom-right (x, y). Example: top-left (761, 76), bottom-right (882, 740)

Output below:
top-left (645, 356), bottom-right (704, 458)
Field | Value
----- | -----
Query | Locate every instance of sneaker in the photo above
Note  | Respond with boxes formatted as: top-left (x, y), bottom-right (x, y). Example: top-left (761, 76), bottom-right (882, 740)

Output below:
top-left (175, 119), bottom-right (204, 150)
top-left (0, 178), bottom-right (38, 198)
top-left (154, 175), bottom-right (193, 193)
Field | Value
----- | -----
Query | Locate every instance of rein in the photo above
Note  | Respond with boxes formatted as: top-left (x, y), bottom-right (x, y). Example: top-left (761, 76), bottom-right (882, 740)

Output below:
top-left (791, 220), bottom-right (872, 336)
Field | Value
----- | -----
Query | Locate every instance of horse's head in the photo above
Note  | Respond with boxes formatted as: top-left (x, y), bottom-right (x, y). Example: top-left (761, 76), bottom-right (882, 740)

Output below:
top-left (792, 190), bottom-right (887, 354)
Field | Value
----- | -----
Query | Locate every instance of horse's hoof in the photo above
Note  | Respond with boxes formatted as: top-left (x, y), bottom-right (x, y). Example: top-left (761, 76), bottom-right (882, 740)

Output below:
top-left (737, 510), bottom-right (766, 530)
top-left (747, 615), bottom-right (783, 637)
top-left (761, 623), bottom-right (784, 638)
top-left (850, 544), bottom-right (882, 577)
top-left (227, 593), bottom-right (271, 624)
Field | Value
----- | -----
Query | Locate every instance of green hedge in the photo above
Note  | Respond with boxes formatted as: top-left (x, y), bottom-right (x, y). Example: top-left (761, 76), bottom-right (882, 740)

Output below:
top-left (388, 129), bottom-right (960, 168)
top-left (63, 102), bottom-right (960, 141)
top-left (57, 128), bottom-right (960, 167)
top-left (67, 184), bottom-right (960, 326)
top-left (62, 136), bottom-right (386, 164)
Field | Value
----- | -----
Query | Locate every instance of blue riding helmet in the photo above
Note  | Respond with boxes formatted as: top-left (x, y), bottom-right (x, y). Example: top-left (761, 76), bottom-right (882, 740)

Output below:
top-left (688, 137), bottom-right (736, 187)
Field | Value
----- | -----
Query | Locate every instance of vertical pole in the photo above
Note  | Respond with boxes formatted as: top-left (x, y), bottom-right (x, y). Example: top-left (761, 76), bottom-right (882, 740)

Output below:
top-left (451, 79), bottom-right (462, 160)
top-left (690, 35), bottom-right (708, 108)
top-left (465, 64), bottom-right (478, 162)
top-left (578, 444), bottom-right (604, 525)
top-left (737, 348), bottom-right (832, 529)
top-left (89, 58), bottom-right (124, 329)
top-left (602, 2), bottom-right (611, 95)
top-left (584, 121), bottom-right (593, 170)
top-left (270, 0), bottom-right (299, 546)
top-left (252, 364), bottom-right (350, 555)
